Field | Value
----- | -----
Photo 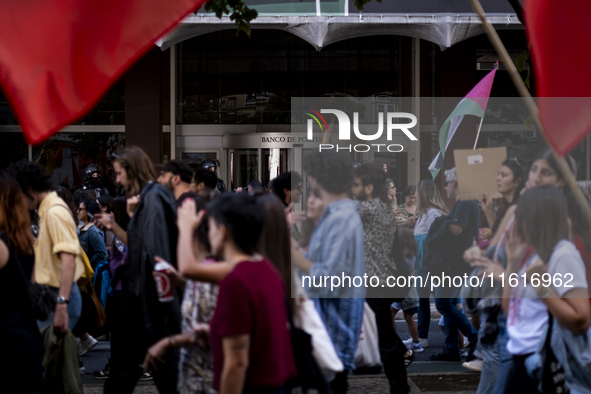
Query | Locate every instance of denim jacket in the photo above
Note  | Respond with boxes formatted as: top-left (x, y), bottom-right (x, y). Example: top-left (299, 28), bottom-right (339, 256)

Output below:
top-left (302, 199), bottom-right (365, 370)
top-left (79, 223), bottom-right (108, 270)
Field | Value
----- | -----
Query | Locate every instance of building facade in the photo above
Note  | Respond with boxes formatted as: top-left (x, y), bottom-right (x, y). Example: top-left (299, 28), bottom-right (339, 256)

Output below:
top-left (1, 0), bottom-right (589, 198)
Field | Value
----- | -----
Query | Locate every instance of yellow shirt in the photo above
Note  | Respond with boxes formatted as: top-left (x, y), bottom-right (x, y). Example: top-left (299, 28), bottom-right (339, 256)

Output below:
top-left (34, 192), bottom-right (85, 287)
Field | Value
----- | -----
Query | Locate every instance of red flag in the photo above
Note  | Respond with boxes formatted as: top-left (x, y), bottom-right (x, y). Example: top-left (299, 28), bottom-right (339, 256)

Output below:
top-left (0, 0), bottom-right (207, 144)
top-left (525, 0), bottom-right (591, 155)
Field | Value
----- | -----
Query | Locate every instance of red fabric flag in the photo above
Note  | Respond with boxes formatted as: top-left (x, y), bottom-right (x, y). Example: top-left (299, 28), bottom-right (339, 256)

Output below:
top-left (525, 0), bottom-right (591, 155)
top-left (0, 0), bottom-right (207, 144)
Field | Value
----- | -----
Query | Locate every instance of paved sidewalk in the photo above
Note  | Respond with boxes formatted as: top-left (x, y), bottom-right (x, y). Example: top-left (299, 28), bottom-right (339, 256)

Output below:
top-left (84, 373), bottom-right (479, 394)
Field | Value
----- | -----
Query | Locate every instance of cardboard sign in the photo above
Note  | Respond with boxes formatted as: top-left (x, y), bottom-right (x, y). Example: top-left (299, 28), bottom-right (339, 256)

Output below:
top-left (453, 147), bottom-right (507, 201)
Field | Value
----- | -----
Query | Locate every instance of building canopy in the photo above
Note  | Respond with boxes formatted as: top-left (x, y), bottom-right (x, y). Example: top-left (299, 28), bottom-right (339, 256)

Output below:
top-left (157, 0), bottom-right (521, 51)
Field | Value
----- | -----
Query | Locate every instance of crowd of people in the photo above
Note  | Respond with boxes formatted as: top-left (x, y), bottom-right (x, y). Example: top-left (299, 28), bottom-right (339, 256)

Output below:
top-left (1, 145), bottom-right (590, 394)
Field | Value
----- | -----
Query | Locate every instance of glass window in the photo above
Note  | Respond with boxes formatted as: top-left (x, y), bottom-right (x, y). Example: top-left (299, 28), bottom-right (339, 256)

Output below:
top-left (0, 82), bottom-right (125, 127)
top-left (178, 31), bottom-right (404, 124)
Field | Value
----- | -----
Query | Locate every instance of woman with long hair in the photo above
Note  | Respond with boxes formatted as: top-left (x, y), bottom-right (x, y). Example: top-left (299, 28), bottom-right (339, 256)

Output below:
top-left (463, 149), bottom-right (579, 394)
top-left (256, 193), bottom-right (292, 292)
top-left (0, 171), bottom-right (43, 393)
top-left (479, 159), bottom-right (524, 235)
top-left (410, 179), bottom-right (448, 349)
top-left (144, 195), bottom-right (219, 394)
top-left (298, 189), bottom-right (326, 250)
top-left (474, 186), bottom-right (590, 394)
top-left (179, 193), bottom-right (296, 394)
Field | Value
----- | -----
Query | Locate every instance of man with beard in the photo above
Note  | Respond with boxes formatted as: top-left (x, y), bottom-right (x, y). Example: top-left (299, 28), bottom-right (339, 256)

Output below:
top-left (156, 161), bottom-right (196, 204)
top-left (351, 163), bottom-right (412, 394)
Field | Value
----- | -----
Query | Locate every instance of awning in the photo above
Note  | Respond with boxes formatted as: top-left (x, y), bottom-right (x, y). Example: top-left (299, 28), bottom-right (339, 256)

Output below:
top-left (157, 0), bottom-right (522, 51)
top-left (157, 13), bottom-right (521, 51)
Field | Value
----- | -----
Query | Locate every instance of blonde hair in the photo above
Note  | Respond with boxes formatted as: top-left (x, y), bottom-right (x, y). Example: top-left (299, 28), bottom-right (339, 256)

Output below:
top-left (416, 179), bottom-right (448, 218)
top-left (113, 146), bottom-right (156, 196)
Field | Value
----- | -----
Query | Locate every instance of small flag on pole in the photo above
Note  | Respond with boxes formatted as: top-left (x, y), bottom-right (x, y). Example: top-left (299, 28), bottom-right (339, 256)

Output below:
top-left (429, 64), bottom-right (498, 179)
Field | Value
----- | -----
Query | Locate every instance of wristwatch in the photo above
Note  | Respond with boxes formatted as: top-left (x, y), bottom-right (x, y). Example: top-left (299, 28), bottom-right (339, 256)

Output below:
top-left (537, 286), bottom-right (551, 299)
top-left (56, 296), bottom-right (70, 305)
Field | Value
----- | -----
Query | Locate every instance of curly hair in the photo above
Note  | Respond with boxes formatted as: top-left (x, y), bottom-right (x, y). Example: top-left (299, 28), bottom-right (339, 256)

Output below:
top-left (303, 152), bottom-right (353, 195)
top-left (355, 164), bottom-right (388, 203)
top-left (8, 160), bottom-right (51, 195)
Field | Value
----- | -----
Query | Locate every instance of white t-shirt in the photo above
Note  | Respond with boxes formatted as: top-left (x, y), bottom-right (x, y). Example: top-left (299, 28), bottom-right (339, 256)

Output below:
top-left (414, 208), bottom-right (443, 236)
top-left (507, 240), bottom-right (588, 355)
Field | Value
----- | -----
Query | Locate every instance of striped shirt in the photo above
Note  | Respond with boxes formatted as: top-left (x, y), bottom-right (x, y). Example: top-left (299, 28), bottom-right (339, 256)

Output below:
top-left (414, 208), bottom-right (443, 236)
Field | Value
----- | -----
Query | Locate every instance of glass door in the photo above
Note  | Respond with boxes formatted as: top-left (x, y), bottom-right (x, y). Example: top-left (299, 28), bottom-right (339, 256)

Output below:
top-left (262, 148), bottom-right (290, 188)
top-left (232, 149), bottom-right (259, 190)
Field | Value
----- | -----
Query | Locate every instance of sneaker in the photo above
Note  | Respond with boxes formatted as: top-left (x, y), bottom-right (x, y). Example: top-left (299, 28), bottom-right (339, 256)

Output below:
top-left (94, 365), bottom-right (111, 380)
top-left (403, 337), bottom-right (429, 348)
top-left (79, 336), bottom-right (98, 356)
top-left (462, 358), bottom-right (483, 372)
top-left (140, 371), bottom-right (153, 381)
top-left (79, 361), bottom-right (86, 375)
top-left (430, 351), bottom-right (461, 362)
top-left (407, 341), bottom-right (424, 353)
top-left (404, 349), bottom-right (415, 368)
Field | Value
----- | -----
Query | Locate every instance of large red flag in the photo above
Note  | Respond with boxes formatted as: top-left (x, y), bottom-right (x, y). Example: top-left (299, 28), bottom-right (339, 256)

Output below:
top-left (0, 0), bottom-right (207, 144)
top-left (525, 0), bottom-right (591, 155)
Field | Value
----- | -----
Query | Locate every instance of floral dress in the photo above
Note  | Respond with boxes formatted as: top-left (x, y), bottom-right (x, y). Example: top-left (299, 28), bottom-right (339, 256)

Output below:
top-left (398, 204), bottom-right (417, 229)
top-left (178, 262), bottom-right (219, 394)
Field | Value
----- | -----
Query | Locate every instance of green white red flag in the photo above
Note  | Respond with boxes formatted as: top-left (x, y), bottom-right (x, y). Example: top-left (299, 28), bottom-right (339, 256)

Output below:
top-left (429, 65), bottom-right (497, 179)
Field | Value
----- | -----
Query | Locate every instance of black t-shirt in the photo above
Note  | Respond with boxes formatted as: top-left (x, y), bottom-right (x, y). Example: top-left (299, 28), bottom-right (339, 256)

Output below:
top-left (0, 231), bottom-right (36, 327)
top-left (444, 200), bottom-right (480, 271)
top-left (176, 191), bottom-right (200, 207)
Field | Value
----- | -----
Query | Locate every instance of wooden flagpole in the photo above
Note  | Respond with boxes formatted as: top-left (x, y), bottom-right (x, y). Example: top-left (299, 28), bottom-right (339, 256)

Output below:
top-left (473, 117), bottom-right (484, 150)
top-left (469, 0), bottom-right (591, 227)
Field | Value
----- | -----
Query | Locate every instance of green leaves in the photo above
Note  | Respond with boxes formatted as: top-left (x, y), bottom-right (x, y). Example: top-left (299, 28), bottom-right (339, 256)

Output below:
top-left (202, 0), bottom-right (259, 35)
top-left (353, 0), bottom-right (382, 11)
top-left (201, 0), bottom-right (382, 36)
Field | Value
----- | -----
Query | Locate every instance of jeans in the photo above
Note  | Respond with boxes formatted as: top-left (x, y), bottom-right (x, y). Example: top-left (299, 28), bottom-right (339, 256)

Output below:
top-left (504, 354), bottom-right (541, 394)
top-left (494, 313), bottom-right (514, 394)
top-left (477, 329), bottom-right (500, 394)
top-left (434, 286), bottom-right (477, 355)
top-left (416, 268), bottom-right (431, 339)
top-left (37, 283), bottom-right (82, 332)
top-left (366, 298), bottom-right (410, 394)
